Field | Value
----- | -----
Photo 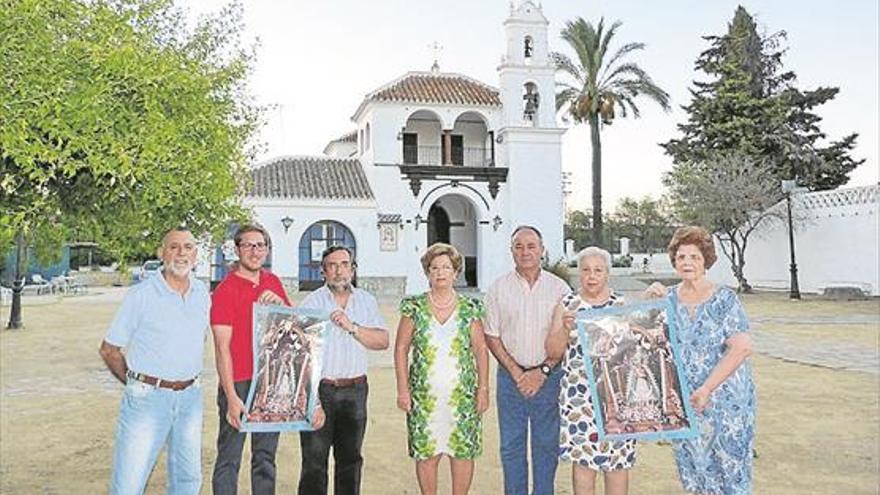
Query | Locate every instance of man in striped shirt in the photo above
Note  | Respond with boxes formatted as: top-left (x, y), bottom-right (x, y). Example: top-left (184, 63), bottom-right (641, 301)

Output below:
top-left (485, 225), bottom-right (570, 495)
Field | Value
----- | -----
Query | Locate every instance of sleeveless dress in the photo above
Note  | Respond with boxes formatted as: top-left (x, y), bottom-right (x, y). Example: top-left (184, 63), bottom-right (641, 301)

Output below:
top-left (558, 291), bottom-right (637, 471)
top-left (669, 286), bottom-right (756, 495)
top-left (400, 293), bottom-right (485, 459)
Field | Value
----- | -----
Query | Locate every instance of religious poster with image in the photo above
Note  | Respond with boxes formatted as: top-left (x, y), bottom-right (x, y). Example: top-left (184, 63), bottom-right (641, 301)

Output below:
top-left (576, 300), bottom-right (698, 441)
top-left (241, 304), bottom-right (328, 432)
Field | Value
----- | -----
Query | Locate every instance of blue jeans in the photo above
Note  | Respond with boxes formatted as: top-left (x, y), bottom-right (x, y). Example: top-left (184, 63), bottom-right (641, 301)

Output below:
top-left (212, 380), bottom-right (280, 495)
top-left (110, 378), bottom-right (203, 495)
top-left (497, 367), bottom-right (562, 495)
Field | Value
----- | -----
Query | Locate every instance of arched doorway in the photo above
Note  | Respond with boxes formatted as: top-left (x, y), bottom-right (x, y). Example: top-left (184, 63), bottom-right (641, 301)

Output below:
top-left (428, 203), bottom-right (450, 245)
top-left (427, 195), bottom-right (478, 288)
top-left (298, 220), bottom-right (356, 291)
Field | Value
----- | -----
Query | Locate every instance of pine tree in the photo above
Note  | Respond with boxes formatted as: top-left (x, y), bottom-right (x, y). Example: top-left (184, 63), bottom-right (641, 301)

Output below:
top-left (662, 6), bottom-right (863, 190)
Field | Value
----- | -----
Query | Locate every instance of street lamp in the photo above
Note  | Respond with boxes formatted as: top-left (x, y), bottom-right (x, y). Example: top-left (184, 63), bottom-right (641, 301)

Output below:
top-left (280, 216), bottom-right (294, 234)
top-left (781, 179), bottom-right (805, 300)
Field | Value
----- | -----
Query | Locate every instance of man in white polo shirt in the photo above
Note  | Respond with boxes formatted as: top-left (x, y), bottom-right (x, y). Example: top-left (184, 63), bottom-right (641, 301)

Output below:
top-left (99, 227), bottom-right (210, 495)
top-left (297, 245), bottom-right (389, 495)
top-left (484, 225), bottom-right (570, 495)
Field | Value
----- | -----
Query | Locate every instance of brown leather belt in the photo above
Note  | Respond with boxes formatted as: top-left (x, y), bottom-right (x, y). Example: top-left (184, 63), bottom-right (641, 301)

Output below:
top-left (320, 375), bottom-right (367, 388)
top-left (127, 370), bottom-right (197, 391)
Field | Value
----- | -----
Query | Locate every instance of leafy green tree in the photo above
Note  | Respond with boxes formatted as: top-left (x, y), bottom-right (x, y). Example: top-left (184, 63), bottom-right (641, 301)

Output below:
top-left (662, 6), bottom-right (863, 190)
top-left (605, 196), bottom-right (677, 253)
top-left (554, 17), bottom-right (670, 247)
top-left (563, 209), bottom-right (593, 252)
top-left (1, 0), bottom-right (259, 328)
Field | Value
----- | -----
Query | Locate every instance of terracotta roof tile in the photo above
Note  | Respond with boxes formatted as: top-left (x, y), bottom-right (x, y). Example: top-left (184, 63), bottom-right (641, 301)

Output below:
top-left (332, 130), bottom-right (357, 143)
top-left (248, 156), bottom-right (373, 200)
top-left (368, 72), bottom-right (501, 107)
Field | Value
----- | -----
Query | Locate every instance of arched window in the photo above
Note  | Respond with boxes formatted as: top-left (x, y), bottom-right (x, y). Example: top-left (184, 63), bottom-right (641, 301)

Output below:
top-left (365, 123), bottom-right (371, 150)
top-left (523, 82), bottom-right (539, 124)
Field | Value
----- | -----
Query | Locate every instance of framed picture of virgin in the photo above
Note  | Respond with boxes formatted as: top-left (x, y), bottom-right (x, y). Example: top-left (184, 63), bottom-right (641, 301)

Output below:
top-left (576, 300), bottom-right (698, 442)
top-left (240, 304), bottom-right (328, 432)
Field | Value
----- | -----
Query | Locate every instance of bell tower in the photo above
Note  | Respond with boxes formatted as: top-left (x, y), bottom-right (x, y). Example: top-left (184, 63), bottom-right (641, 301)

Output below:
top-left (496, 1), bottom-right (565, 262)
top-left (498, 1), bottom-right (556, 127)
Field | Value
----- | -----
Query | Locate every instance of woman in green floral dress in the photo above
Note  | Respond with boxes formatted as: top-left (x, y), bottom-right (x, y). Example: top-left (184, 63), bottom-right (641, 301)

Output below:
top-left (394, 243), bottom-right (490, 495)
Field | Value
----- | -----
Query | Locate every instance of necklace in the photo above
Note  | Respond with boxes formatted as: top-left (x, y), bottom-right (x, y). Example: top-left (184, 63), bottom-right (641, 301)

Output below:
top-left (428, 290), bottom-right (457, 310)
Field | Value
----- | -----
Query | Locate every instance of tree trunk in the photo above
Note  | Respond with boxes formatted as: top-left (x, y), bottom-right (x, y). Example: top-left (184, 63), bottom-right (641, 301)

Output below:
top-left (730, 236), bottom-right (752, 293)
top-left (6, 230), bottom-right (27, 330)
top-left (718, 230), bottom-right (752, 293)
top-left (735, 236), bottom-right (752, 293)
top-left (589, 113), bottom-right (603, 247)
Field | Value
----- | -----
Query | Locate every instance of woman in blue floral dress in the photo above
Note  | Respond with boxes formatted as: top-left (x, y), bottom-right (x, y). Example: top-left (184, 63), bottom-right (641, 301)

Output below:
top-left (659, 227), bottom-right (756, 495)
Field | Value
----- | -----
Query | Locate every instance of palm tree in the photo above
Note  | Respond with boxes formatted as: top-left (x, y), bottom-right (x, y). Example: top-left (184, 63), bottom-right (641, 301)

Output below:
top-left (554, 17), bottom-right (671, 247)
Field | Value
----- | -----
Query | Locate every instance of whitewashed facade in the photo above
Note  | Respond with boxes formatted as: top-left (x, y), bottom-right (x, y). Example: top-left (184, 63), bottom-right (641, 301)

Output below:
top-left (229, 1), bottom-right (564, 294)
top-left (708, 184), bottom-right (879, 296)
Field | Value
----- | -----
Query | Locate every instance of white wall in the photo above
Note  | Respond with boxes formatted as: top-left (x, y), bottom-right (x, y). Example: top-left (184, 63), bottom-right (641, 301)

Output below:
top-left (708, 185), bottom-right (880, 295)
top-left (502, 127), bottom-right (566, 263)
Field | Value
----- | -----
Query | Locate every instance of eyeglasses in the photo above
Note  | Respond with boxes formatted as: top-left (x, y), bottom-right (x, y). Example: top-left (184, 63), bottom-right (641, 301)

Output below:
top-left (324, 261), bottom-right (354, 271)
top-left (238, 241), bottom-right (268, 251)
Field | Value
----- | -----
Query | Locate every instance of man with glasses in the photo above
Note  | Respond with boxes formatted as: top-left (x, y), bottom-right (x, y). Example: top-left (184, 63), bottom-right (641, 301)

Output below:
top-left (210, 224), bottom-right (300, 495)
top-left (297, 245), bottom-right (389, 495)
top-left (100, 227), bottom-right (210, 494)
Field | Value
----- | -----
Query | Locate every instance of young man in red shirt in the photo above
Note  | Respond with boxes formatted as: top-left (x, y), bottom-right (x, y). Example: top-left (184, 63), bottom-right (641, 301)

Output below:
top-left (210, 224), bottom-right (323, 494)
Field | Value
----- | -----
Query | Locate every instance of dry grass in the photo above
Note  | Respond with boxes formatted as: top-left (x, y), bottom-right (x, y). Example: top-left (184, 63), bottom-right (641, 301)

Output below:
top-left (1, 289), bottom-right (878, 494)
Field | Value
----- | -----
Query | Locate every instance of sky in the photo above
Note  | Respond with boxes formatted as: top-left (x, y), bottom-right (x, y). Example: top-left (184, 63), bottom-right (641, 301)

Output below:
top-left (185, 0), bottom-right (879, 213)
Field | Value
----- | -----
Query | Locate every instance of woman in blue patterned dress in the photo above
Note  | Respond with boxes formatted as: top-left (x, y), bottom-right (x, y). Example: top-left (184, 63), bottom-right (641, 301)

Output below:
top-left (658, 226), bottom-right (756, 495)
top-left (546, 246), bottom-right (636, 495)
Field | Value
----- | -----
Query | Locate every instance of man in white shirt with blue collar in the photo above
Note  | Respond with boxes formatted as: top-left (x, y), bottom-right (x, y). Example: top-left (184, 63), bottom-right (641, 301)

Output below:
top-left (99, 227), bottom-right (210, 495)
top-left (297, 245), bottom-right (389, 495)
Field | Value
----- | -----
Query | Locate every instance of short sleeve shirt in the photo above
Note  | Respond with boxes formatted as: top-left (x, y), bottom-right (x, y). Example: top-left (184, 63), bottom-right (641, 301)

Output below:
top-left (299, 286), bottom-right (387, 379)
top-left (105, 272), bottom-right (210, 380)
top-left (484, 270), bottom-right (570, 367)
top-left (210, 269), bottom-right (291, 382)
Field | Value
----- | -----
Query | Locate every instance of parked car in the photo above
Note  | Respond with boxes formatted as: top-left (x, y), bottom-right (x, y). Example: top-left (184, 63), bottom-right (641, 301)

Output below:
top-left (136, 260), bottom-right (162, 282)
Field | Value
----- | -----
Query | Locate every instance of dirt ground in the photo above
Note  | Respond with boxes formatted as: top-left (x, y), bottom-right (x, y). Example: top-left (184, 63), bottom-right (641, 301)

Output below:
top-left (1, 289), bottom-right (878, 494)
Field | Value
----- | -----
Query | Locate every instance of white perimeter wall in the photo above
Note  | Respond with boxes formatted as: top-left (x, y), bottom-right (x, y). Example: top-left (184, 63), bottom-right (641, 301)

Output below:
top-left (709, 185), bottom-right (879, 295)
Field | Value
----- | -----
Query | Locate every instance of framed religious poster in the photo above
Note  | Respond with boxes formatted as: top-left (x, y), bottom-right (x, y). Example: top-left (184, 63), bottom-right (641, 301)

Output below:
top-left (576, 300), bottom-right (698, 441)
top-left (240, 304), bottom-right (329, 432)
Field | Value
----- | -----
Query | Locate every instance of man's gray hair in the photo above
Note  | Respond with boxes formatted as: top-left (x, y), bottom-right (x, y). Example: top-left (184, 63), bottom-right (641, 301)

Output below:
top-left (577, 246), bottom-right (612, 271)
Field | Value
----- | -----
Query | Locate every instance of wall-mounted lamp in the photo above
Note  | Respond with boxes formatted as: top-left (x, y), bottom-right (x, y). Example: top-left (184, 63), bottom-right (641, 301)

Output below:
top-left (281, 216), bottom-right (294, 234)
top-left (413, 213), bottom-right (423, 230)
top-left (492, 215), bottom-right (503, 231)
top-left (495, 134), bottom-right (504, 144)
top-left (396, 127), bottom-right (406, 141)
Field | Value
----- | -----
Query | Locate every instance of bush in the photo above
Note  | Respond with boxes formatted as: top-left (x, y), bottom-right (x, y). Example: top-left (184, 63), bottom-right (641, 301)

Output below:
top-left (612, 254), bottom-right (633, 268)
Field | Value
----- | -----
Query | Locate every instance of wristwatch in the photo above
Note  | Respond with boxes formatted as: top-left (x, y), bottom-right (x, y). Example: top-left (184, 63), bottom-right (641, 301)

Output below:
top-left (348, 322), bottom-right (360, 336)
top-left (539, 363), bottom-right (552, 376)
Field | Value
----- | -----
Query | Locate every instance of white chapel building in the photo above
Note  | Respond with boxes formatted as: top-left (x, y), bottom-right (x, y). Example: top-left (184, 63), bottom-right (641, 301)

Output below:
top-left (231, 2), bottom-right (565, 294)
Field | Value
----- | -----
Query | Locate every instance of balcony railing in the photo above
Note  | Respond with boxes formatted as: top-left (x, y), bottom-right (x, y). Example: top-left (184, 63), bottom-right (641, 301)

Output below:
top-left (402, 145), bottom-right (494, 167)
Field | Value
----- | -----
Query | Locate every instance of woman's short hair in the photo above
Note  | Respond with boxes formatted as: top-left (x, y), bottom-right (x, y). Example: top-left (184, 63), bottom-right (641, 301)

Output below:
top-left (577, 246), bottom-right (612, 272)
top-left (667, 226), bottom-right (717, 269)
top-left (420, 243), bottom-right (464, 276)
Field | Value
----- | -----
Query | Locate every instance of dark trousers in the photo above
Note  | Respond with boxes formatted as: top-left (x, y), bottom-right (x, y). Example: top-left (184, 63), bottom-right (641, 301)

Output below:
top-left (212, 380), bottom-right (280, 495)
top-left (298, 380), bottom-right (369, 495)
